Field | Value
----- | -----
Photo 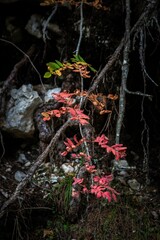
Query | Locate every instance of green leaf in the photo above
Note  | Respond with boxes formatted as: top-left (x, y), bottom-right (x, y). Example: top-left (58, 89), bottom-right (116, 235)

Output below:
top-left (77, 55), bottom-right (85, 62)
top-left (44, 72), bottom-right (52, 78)
top-left (73, 54), bottom-right (80, 62)
top-left (47, 62), bottom-right (60, 70)
top-left (71, 55), bottom-right (86, 63)
top-left (55, 60), bottom-right (63, 67)
top-left (71, 57), bottom-right (77, 63)
top-left (88, 66), bottom-right (97, 72)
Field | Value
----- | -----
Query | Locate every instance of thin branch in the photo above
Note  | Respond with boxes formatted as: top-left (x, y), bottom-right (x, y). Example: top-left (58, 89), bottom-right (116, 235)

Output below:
top-left (68, 2), bottom-right (91, 217)
top-left (139, 28), bottom-right (150, 185)
top-left (75, 1), bottom-right (83, 55)
top-left (138, 24), bottom-right (158, 87)
top-left (0, 130), bottom-right (5, 162)
top-left (74, 1), bottom-right (90, 157)
top-left (42, 4), bottom-right (58, 42)
top-left (0, 119), bottom-right (78, 219)
top-left (0, 44), bottom-right (36, 115)
top-left (115, 0), bottom-right (130, 144)
top-left (124, 88), bottom-right (152, 98)
top-left (0, 38), bottom-right (46, 92)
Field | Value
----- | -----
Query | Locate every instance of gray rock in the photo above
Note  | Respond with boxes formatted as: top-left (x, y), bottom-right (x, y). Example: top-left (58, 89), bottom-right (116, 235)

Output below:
top-left (44, 88), bottom-right (61, 103)
top-left (128, 179), bottom-right (141, 191)
top-left (113, 159), bottom-right (129, 170)
top-left (2, 84), bottom-right (42, 138)
top-left (25, 14), bottom-right (62, 40)
top-left (118, 170), bottom-right (129, 177)
top-left (14, 170), bottom-right (26, 182)
top-left (25, 14), bottom-right (42, 39)
top-left (17, 153), bottom-right (28, 164)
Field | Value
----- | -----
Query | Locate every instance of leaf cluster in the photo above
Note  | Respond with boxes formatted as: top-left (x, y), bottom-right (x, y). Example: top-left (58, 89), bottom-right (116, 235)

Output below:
top-left (66, 133), bottom-right (126, 202)
top-left (40, 0), bottom-right (110, 10)
top-left (44, 55), bottom-right (96, 79)
top-left (41, 90), bottom-right (118, 122)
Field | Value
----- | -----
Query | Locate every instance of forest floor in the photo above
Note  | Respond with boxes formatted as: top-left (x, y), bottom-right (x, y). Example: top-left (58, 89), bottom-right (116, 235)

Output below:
top-left (0, 144), bottom-right (159, 240)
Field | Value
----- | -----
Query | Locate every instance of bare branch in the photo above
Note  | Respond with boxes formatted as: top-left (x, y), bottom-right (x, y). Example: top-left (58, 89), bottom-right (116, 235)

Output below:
top-left (115, 0), bottom-right (130, 144)
top-left (88, 0), bottom-right (158, 94)
top-left (75, 1), bottom-right (83, 55)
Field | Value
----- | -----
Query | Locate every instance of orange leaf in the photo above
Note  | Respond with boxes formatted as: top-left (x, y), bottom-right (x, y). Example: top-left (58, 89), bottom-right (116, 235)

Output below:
top-left (41, 112), bottom-right (51, 121)
top-left (107, 94), bottom-right (118, 100)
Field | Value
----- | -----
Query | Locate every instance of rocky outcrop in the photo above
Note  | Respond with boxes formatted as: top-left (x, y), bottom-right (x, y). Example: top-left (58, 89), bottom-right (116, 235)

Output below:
top-left (2, 84), bottom-right (42, 138)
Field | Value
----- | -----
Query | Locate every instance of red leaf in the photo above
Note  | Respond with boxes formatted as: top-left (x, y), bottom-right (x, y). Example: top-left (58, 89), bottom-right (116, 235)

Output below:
top-left (69, 106), bottom-right (90, 125)
top-left (51, 109), bottom-right (61, 117)
top-left (96, 191), bottom-right (103, 198)
top-left (73, 134), bottom-right (79, 144)
top-left (94, 134), bottom-right (109, 145)
top-left (102, 191), bottom-right (111, 202)
top-left (78, 118), bottom-right (89, 125)
top-left (112, 192), bottom-right (117, 202)
top-left (85, 164), bottom-right (96, 173)
top-left (64, 138), bottom-right (75, 148)
top-left (93, 176), bottom-right (100, 182)
top-left (73, 177), bottom-right (84, 185)
top-left (83, 187), bottom-right (89, 193)
top-left (61, 151), bottom-right (68, 156)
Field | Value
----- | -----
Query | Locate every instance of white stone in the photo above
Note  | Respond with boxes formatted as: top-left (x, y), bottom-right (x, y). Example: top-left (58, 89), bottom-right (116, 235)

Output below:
top-left (24, 161), bottom-right (31, 167)
top-left (61, 163), bottom-right (74, 174)
top-left (50, 174), bottom-right (59, 183)
top-left (6, 168), bottom-right (12, 173)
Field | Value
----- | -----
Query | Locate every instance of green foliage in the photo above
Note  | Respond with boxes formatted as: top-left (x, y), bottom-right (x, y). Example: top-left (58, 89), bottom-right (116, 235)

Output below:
top-left (47, 175), bottom-right (73, 213)
top-left (44, 55), bottom-right (97, 78)
top-left (71, 54), bottom-right (86, 63)
top-left (44, 71), bottom-right (52, 78)
top-left (62, 176), bottom-right (73, 211)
